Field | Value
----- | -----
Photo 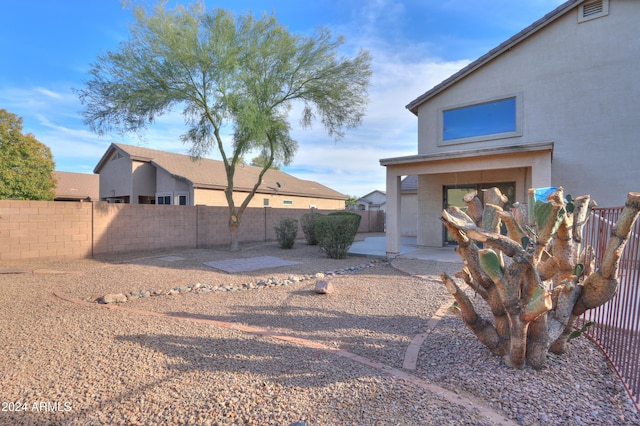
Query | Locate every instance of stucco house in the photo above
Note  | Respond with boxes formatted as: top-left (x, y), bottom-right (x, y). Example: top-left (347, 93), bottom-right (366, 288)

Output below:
top-left (381, 0), bottom-right (639, 255)
top-left (355, 190), bottom-right (387, 212)
top-left (94, 143), bottom-right (347, 209)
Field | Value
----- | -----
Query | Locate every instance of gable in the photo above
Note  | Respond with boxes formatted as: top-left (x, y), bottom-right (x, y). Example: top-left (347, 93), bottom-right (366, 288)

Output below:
top-left (406, 0), bottom-right (584, 114)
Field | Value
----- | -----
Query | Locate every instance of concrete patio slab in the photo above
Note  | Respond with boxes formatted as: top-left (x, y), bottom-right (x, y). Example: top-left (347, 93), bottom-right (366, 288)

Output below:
top-left (203, 256), bottom-right (302, 273)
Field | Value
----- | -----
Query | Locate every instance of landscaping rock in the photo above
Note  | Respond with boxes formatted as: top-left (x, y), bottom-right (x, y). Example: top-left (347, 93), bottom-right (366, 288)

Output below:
top-left (99, 293), bottom-right (127, 304)
top-left (314, 279), bottom-right (334, 294)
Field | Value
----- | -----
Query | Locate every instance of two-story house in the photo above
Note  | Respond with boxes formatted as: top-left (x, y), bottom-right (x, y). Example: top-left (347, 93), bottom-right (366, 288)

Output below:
top-left (94, 143), bottom-right (347, 209)
top-left (381, 0), bottom-right (639, 255)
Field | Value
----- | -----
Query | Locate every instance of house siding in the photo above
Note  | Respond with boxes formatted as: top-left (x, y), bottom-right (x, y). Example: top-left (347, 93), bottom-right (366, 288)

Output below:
top-left (193, 188), bottom-right (344, 210)
top-left (416, 1), bottom-right (638, 206)
top-left (384, 1), bottom-right (639, 251)
top-left (132, 161), bottom-right (157, 203)
top-left (98, 150), bottom-right (133, 201)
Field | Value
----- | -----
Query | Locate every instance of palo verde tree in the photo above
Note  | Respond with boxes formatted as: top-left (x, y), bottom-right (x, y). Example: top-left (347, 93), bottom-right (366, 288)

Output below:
top-left (441, 186), bottom-right (640, 369)
top-left (76, 2), bottom-right (372, 250)
top-left (0, 109), bottom-right (56, 201)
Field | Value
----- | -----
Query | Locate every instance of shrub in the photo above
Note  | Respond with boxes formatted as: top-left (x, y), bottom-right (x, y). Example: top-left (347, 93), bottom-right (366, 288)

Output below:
top-left (274, 217), bottom-right (299, 249)
top-left (316, 212), bottom-right (361, 259)
top-left (300, 211), bottom-right (324, 245)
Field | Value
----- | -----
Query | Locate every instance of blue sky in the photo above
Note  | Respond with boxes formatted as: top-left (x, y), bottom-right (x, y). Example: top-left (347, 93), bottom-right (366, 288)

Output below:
top-left (0, 0), bottom-right (565, 197)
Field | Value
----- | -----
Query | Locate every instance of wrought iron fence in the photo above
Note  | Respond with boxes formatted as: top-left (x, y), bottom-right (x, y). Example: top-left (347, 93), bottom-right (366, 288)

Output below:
top-left (580, 206), bottom-right (640, 411)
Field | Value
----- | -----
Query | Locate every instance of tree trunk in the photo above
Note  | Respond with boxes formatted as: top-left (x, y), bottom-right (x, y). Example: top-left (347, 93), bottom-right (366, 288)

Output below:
top-left (229, 216), bottom-right (240, 251)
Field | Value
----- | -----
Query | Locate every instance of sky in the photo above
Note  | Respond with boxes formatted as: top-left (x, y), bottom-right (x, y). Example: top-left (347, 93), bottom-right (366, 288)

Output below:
top-left (0, 0), bottom-right (566, 198)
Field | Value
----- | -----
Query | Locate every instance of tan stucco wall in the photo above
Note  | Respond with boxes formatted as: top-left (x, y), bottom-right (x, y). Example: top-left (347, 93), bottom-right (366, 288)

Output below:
top-left (193, 188), bottom-right (344, 210)
top-left (400, 192), bottom-right (417, 237)
top-left (98, 151), bottom-right (133, 200)
top-left (132, 161), bottom-right (157, 203)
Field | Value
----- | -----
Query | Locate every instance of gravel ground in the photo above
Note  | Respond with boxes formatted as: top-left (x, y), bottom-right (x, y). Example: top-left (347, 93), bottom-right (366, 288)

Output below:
top-left (1, 240), bottom-right (639, 425)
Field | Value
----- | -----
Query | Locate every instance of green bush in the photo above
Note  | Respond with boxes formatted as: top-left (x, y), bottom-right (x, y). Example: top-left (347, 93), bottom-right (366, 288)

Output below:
top-left (274, 217), bottom-right (299, 249)
top-left (300, 211), bottom-right (324, 245)
top-left (316, 212), bottom-right (361, 259)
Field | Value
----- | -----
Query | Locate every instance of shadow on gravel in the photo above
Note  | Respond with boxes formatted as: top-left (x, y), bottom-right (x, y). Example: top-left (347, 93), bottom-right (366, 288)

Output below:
top-left (162, 306), bottom-right (431, 369)
top-left (115, 333), bottom-right (372, 388)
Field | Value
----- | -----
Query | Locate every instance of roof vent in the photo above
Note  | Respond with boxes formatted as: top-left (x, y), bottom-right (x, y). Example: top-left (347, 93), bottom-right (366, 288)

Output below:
top-left (579, 0), bottom-right (609, 23)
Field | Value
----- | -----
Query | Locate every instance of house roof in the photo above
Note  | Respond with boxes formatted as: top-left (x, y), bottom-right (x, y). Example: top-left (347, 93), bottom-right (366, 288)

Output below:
top-left (406, 0), bottom-right (583, 115)
top-left (356, 190), bottom-right (386, 206)
top-left (358, 190), bottom-right (386, 200)
top-left (401, 175), bottom-right (418, 192)
top-left (54, 171), bottom-right (99, 201)
top-left (95, 143), bottom-right (346, 200)
top-left (380, 141), bottom-right (554, 166)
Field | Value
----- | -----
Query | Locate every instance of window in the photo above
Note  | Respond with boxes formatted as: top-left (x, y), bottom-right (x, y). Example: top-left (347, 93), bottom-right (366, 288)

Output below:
top-left (578, 0), bottom-right (608, 23)
top-left (442, 97), bottom-right (517, 143)
top-left (283, 200), bottom-right (293, 205)
top-left (157, 195), bottom-right (172, 205)
top-left (177, 193), bottom-right (188, 206)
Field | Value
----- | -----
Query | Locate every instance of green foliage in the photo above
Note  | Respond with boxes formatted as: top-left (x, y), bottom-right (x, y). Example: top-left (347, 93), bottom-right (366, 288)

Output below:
top-left (345, 195), bottom-right (358, 209)
top-left (478, 249), bottom-right (504, 279)
top-left (533, 200), bottom-right (564, 235)
top-left (76, 1), bottom-right (372, 249)
top-left (274, 217), bottom-right (299, 249)
top-left (251, 154), bottom-right (280, 170)
top-left (566, 194), bottom-right (575, 213)
top-left (300, 210), bottom-right (324, 245)
top-left (568, 321), bottom-right (596, 343)
top-left (573, 263), bottom-right (585, 283)
top-left (316, 211), bottom-right (361, 259)
top-left (0, 109), bottom-right (56, 200)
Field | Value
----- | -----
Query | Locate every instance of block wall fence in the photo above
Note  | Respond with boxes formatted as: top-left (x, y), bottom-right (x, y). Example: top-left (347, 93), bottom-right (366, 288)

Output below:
top-left (0, 200), bottom-right (384, 261)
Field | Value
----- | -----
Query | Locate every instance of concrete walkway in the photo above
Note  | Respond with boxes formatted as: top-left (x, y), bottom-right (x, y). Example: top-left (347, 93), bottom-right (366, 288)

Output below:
top-left (349, 235), bottom-right (461, 263)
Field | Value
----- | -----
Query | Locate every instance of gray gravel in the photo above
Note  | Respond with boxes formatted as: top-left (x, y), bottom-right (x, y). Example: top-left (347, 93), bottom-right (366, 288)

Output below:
top-left (0, 240), bottom-right (638, 425)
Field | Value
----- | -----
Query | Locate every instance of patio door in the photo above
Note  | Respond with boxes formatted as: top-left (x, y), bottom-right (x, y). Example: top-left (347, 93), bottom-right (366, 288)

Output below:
top-left (443, 182), bottom-right (515, 245)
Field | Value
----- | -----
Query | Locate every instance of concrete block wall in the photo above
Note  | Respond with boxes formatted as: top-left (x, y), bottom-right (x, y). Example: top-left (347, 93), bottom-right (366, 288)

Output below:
top-left (0, 200), bottom-right (93, 261)
top-left (0, 200), bottom-right (384, 261)
top-left (92, 202), bottom-right (198, 255)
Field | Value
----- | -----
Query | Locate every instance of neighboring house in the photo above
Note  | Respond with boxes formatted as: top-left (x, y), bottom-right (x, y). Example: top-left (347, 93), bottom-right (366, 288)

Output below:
top-left (381, 0), bottom-right (639, 254)
top-left (94, 143), bottom-right (346, 209)
top-left (355, 190), bottom-right (386, 212)
top-left (54, 171), bottom-right (99, 202)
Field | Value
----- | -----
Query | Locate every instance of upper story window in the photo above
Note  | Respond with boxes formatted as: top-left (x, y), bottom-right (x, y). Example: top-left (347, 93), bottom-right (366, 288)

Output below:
top-left (440, 95), bottom-right (520, 145)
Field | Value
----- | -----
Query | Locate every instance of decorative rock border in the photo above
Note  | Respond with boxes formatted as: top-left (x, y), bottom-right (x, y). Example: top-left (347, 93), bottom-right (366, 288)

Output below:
top-left (88, 259), bottom-right (388, 304)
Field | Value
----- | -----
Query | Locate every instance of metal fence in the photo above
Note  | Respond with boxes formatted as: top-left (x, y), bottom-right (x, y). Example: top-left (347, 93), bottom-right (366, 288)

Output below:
top-left (579, 206), bottom-right (640, 411)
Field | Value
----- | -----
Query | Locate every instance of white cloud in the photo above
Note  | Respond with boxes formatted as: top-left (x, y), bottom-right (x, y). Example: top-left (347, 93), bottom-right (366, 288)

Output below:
top-left (34, 87), bottom-right (64, 100)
